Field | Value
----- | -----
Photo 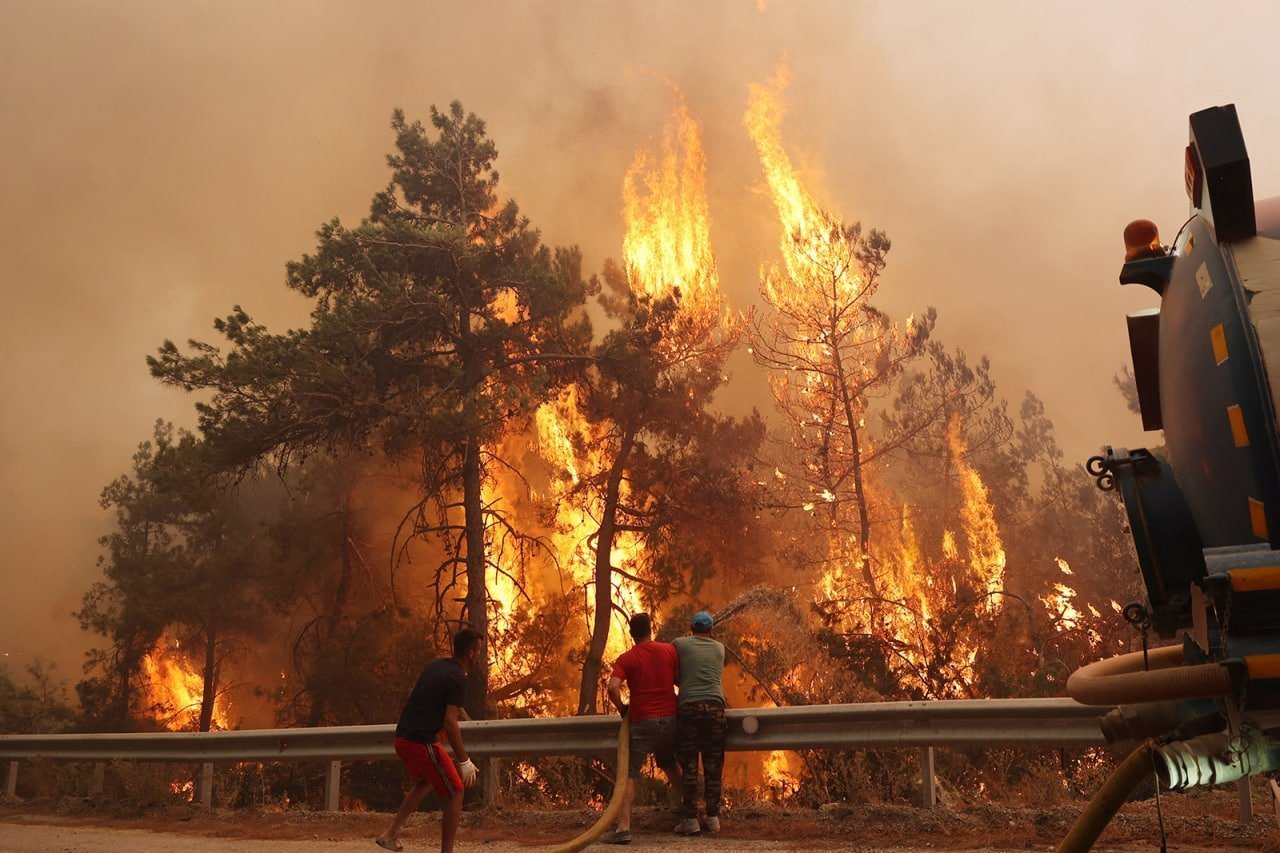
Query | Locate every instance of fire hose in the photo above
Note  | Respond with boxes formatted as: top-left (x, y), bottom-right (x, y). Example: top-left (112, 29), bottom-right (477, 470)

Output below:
top-left (1059, 645), bottom-right (1237, 851)
top-left (541, 715), bottom-right (631, 853)
top-left (1065, 644), bottom-right (1232, 706)
top-left (1056, 742), bottom-right (1156, 853)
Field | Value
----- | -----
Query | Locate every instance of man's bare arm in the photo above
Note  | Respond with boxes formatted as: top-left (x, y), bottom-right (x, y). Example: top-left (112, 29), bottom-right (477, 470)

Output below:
top-left (443, 704), bottom-right (469, 762)
top-left (607, 675), bottom-right (627, 714)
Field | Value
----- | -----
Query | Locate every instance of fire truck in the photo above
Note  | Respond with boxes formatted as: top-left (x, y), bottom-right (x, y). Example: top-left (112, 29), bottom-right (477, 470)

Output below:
top-left (1063, 104), bottom-right (1280, 849)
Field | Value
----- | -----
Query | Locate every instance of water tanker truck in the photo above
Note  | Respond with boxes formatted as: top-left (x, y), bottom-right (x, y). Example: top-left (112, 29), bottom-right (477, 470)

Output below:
top-left (1062, 104), bottom-right (1280, 849)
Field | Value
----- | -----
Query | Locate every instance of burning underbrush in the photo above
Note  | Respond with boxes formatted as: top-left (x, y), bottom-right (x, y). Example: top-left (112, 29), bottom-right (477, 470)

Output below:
top-left (140, 637), bottom-right (231, 733)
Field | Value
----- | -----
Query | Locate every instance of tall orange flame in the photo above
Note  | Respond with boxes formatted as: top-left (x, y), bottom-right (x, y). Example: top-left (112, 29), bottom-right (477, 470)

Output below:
top-left (621, 84), bottom-right (720, 317)
top-left (745, 60), bottom-right (861, 314)
top-left (526, 84), bottom-right (725, 680)
top-left (746, 62), bottom-right (1013, 696)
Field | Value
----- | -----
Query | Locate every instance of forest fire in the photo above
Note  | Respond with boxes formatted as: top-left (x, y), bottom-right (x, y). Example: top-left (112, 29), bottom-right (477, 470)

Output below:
top-left (533, 386), bottom-right (645, 668)
top-left (744, 61), bottom-right (1021, 703)
top-left (509, 81), bottom-right (730, 713)
top-left (70, 56), bottom-right (1142, 819)
top-left (141, 637), bottom-right (229, 731)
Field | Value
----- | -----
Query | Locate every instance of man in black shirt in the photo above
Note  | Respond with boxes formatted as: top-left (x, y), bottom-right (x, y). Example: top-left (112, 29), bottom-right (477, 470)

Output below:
top-left (376, 627), bottom-right (484, 853)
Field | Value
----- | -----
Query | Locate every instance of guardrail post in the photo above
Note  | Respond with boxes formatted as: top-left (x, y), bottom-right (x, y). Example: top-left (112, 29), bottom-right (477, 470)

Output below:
top-left (4, 761), bottom-right (17, 799)
top-left (92, 762), bottom-right (105, 796)
top-left (919, 746), bottom-right (936, 808)
top-left (1237, 777), bottom-right (1253, 823)
top-left (325, 760), bottom-right (341, 812)
top-left (482, 758), bottom-right (501, 808)
top-left (199, 762), bottom-right (214, 808)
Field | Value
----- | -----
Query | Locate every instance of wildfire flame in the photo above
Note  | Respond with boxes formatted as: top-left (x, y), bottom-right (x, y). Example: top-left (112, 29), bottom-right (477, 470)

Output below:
top-left (622, 84), bottom-right (719, 316)
top-left (533, 386), bottom-right (647, 666)
top-left (521, 84), bottom-right (726, 697)
top-left (946, 415), bottom-right (1006, 609)
top-left (1041, 557), bottom-right (1098, 643)
top-left (747, 59), bottom-right (1007, 697)
top-left (745, 59), bottom-right (861, 315)
top-left (141, 638), bottom-right (230, 731)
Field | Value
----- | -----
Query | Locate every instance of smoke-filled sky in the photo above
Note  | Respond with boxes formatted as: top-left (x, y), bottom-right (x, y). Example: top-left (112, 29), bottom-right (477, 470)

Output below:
top-left (4, 0), bottom-right (1280, 679)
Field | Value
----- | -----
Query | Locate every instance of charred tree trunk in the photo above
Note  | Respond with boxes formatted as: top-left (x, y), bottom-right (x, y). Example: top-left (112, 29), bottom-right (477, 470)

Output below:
top-left (306, 481), bottom-right (356, 727)
top-left (576, 424), bottom-right (637, 715)
top-left (457, 297), bottom-right (490, 722)
top-left (462, 433), bottom-right (490, 721)
top-left (119, 643), bottom-right (139, 727)
top-left (198, 619), bottom-right (218, 732)
top-left (832, 345), bottom-right (876, 598)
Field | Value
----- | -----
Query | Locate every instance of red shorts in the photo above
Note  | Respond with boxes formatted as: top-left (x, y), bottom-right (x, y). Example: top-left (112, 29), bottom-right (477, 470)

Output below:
top-left (394, 736), bottom-right (462, 798)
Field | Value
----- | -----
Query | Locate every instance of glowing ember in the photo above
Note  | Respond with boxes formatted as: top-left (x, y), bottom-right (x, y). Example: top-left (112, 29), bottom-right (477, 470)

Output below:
top-left (762, 749), bottom-right (797, 791)
top-left (1042, 582), bottom-right (1083, 632)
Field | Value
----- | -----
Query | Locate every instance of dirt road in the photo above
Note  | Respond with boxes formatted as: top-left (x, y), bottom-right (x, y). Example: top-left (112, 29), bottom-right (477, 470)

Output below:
top-left (0, 821), bottom-right (804, 852)
top-left (1, 794), bottom-right (1276, 852)
top-left (0, 818), bottom-right (1268, 852)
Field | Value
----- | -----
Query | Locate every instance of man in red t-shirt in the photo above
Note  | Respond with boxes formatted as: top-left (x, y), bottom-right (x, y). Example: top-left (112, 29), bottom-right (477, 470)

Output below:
top-left (602, 612), bottom-right (679, 845)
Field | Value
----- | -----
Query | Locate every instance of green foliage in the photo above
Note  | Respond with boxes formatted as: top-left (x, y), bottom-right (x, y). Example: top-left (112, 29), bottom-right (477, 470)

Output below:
top-left (76, 421), bottom-right (280, 731)
top-left (148, 103), bottom-right (591, 471)
top-left (145, 103), bottom-right (593, 720)
top-left (0, 659), bottom-right (74, 734)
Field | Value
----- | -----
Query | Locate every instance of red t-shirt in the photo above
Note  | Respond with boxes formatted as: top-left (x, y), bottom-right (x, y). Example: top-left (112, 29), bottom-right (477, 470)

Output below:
top-left (611, 641), bottom-right (679, 721)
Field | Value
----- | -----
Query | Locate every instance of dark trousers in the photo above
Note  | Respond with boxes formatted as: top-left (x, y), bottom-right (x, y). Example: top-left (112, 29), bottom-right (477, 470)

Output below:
top-left (676, 699), bottom-right (727, 818)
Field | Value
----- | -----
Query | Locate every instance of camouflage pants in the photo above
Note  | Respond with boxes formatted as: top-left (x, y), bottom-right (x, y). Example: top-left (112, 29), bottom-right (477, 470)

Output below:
top-left (676, 699), bottom-right (727, 818)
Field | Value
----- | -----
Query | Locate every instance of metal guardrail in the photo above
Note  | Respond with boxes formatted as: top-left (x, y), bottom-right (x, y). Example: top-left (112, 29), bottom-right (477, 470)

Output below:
top-left (0, 698), bottom-right (1109, 810)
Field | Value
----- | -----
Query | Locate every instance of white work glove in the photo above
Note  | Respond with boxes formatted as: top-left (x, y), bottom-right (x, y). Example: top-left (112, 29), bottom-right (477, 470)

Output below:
top-left (458, 758), bottom-right (478, 787)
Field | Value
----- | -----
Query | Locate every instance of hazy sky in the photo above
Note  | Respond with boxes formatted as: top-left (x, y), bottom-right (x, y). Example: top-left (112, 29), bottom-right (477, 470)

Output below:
top-left (4, 0), bottom-right (1280, 678)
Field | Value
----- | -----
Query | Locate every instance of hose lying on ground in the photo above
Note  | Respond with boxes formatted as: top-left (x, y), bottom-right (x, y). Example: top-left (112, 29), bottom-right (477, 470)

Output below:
top-left (1066, 644), bottom-right (1233, 706)
top-left (541, 715), bottom-right (631, 853)
top-left (1056, 742), bottom-right (1155, 853)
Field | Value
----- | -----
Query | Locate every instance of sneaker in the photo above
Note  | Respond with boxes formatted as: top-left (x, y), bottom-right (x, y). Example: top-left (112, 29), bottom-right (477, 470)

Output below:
top-left (674, 818), bottom-right (701, 835)
top-left (601, 829), bottom-right (631, 845)
top-left (703, 816), bottom-right (721, 832)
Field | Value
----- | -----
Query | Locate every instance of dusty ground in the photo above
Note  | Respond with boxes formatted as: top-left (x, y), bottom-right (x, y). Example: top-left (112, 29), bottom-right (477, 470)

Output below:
top-left (2, 792), bottom-right (1279, 851)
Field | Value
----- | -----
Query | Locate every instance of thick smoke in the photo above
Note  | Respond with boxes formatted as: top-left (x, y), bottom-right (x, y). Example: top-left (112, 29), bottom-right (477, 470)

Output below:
top-left (4, 0), bottom-right (1280, 685)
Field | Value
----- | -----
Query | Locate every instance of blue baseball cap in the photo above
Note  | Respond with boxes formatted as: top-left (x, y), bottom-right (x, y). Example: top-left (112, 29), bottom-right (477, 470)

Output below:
top-left (691, 611), bottom-right (714, 631)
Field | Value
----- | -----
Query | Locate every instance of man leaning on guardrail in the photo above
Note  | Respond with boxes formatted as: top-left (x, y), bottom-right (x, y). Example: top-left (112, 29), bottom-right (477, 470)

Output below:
top-left (673, 610), bottom-right (727, 836)
top-left (602, 613), bottom-right (680, 845)
top-left (376, 627), bottom-right (483, 853)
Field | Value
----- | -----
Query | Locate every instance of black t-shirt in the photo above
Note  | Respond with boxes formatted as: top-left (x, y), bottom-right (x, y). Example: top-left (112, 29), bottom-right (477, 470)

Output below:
top-left (395, 658), bottom-right (467, 744)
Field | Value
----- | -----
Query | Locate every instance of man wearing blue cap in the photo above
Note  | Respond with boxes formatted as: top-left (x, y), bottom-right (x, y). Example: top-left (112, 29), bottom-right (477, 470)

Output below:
top-left (672, 610), bottom-right (726, 835)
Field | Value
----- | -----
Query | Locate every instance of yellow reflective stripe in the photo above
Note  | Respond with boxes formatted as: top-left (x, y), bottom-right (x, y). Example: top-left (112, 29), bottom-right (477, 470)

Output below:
top-left (1250, 498), bottom-right (1269, 540)
top-left (1246, 654), bottom-right (1280, 680)
top-left (1227, 566), bottom-right (1280, 591)
top-left (1211, 323), bottom-right (1229, 364)
top-left (1228, 404), bottom-right (1250, 447)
